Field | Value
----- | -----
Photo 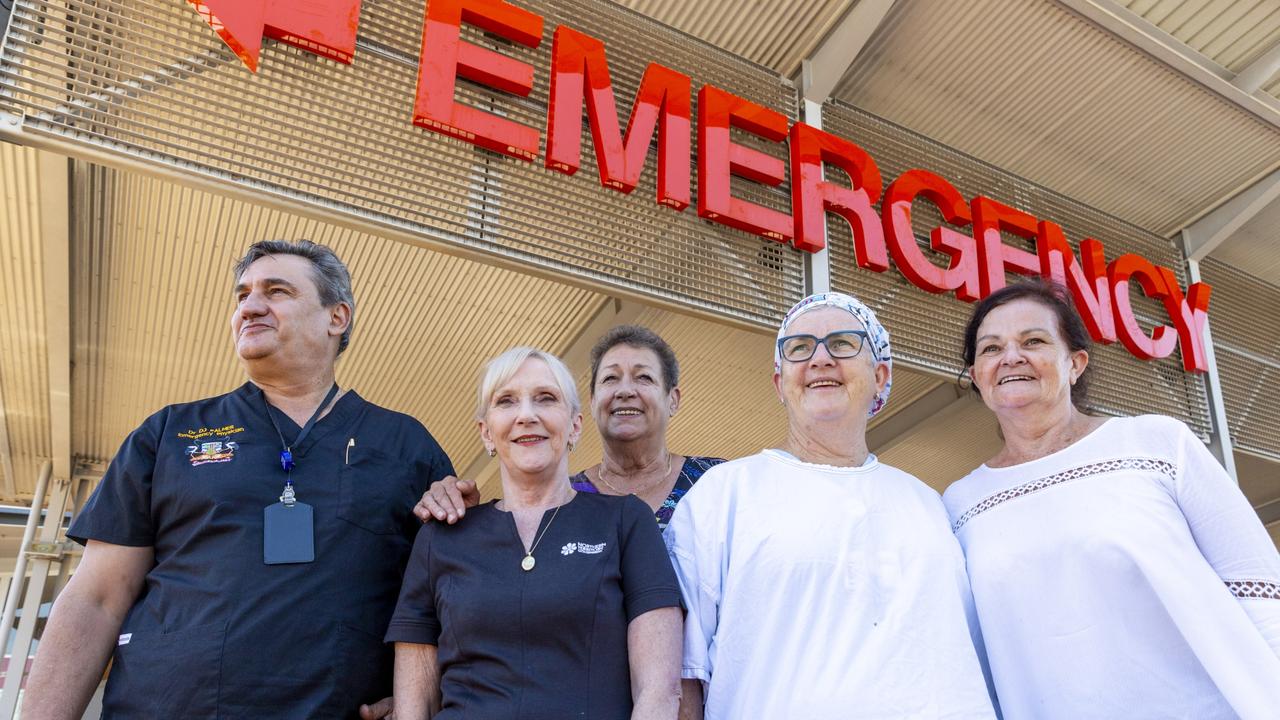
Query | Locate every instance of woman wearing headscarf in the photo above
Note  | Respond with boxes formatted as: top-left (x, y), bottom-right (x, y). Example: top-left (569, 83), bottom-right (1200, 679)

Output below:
top-left (944, 280), bottom-right (1280, 719)
top-left (666, 292), bottom-right (997, 720)
top-left (387, 347), bottom-right (682, 719)
top-left (416, 326), bottom-right (723, 530)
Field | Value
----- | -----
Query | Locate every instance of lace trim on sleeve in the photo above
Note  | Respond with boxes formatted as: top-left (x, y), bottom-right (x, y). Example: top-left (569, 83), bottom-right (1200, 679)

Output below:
top-left (1225, 579), bottom-right (1280, 600)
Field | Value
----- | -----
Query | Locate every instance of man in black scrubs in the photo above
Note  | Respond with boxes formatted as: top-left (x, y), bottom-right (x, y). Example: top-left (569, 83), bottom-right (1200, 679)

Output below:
top-left (23, 240), bottom-right (454, 719)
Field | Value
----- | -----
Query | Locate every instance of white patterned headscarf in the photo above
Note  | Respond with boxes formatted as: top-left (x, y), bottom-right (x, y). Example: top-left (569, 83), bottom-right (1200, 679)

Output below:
top-left (774, 292), bottom-right (893, 418)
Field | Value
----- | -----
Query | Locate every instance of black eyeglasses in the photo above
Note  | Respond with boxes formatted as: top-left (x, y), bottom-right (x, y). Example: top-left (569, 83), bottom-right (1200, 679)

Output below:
top-left (777, 330), bottom-right (870, 362)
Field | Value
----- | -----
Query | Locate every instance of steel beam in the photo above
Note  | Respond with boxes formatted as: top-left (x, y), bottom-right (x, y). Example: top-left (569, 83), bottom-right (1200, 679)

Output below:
top-left (801, 97), bottom-right (831, 294)
top-left (0, 474), bottom-right (74, 720)
top-left (0, 381), bottom-right (14, 499)
top-left (467, 297), bottom-right (644, 498)
top-left (1233, 38), bottom-right (1280, 95)
top-left (799, 0), bottom-right (897, 104)
top-left (38, 151), bottom-right (72, 482)
top-left (1180, 169), bottom-right (1280, 261)
top-left (0, 461), bottom-right (50, 657)
top-left (1257, 497), bottom-right (1280, 528)
top-left (1184, 258), bottom-right (1237, 481)
top-left (1056, 0), bottom-right (1280, 128)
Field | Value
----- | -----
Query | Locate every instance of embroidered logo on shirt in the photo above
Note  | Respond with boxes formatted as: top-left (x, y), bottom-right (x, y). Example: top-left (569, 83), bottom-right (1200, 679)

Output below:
top-left (187, 441), bottom-right (238, 466)
top-left (561, 542), bottom-right (607, 556)
top-left (178, 424), bottom-right (245, 441)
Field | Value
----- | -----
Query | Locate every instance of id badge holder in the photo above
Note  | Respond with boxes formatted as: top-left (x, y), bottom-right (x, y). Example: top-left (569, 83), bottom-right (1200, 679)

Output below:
top-left (264, 500), bottom-right (315, 565)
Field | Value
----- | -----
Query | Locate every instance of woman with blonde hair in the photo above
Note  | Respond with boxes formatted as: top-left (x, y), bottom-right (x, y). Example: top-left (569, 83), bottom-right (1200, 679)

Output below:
top-left (387, 347), bottom-right (682, 719)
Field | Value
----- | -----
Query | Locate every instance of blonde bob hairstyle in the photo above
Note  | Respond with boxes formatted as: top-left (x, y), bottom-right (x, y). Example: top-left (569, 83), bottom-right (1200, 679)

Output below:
top-left (475, 346), bottom-right (582, 421)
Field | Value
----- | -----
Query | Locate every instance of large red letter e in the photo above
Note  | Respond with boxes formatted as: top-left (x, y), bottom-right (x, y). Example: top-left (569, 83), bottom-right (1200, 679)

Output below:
top-left (414, 0), bottom-right (544, 161)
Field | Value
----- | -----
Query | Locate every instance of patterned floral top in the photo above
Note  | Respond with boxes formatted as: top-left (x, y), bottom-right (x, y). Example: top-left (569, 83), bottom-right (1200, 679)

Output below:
top-left (571, 455), bottom-right (725, 532)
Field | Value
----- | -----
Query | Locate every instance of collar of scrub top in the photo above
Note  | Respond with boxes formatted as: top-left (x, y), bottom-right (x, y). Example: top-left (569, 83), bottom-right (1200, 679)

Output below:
top-left (774, 292), bottom-right (893, 418)
top-left (259, 382), bottom-right (341, 485)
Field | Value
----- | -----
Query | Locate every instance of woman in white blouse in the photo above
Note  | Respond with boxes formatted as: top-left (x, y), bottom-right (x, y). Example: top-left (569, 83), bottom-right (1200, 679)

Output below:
top-left (667, 292), bottom-right (997, 720)
top-left (944, 280), bottom-right (1280, 719)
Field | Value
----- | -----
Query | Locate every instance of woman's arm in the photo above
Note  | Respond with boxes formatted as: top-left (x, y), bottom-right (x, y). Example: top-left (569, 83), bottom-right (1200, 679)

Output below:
top-left (677, 679), bottom-right (704, 720)
top-left (628, 606), bottom-right (683, 720)
top-left (1171, 420), bottom-right (1280, 656)
top-left (393, 643), bottom-right (442, 720)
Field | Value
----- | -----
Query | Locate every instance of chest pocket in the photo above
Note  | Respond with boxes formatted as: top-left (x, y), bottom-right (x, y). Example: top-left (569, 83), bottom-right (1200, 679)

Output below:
top-left (338, 448), bottom-right (416, 535)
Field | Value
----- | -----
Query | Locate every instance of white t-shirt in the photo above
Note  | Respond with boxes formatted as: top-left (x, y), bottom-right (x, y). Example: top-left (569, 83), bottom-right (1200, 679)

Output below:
top-left (943, 415), bottom-right (1280, 720)
top-left (667, 449), bottom-right (997, 720)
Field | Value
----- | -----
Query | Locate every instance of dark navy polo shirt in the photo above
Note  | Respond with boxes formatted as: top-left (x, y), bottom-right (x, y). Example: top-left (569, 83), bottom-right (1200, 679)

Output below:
top-left (386, 492), bottom-right (681, 720)
top-left (68, 382), bottom-right (454, 719)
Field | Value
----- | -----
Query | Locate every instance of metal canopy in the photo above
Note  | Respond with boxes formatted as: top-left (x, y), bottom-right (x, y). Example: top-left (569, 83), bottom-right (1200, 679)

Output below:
top-left (0, 0), bottom-right (1277, 517)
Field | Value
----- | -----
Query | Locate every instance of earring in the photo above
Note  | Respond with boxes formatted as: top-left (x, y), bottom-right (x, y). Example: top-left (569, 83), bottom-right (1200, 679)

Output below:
top-left (487, 447), bottom-right (496, 457)
top-left (568, 441), bottom-right (576, 452)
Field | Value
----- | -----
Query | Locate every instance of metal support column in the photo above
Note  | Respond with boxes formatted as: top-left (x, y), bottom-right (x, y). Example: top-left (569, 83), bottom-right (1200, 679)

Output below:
top-left (799, 91), bottom-right (831, 295)
top-left (1182, 253), bottom-right (1238, 481)
top-left (0, 474), bottom-right (75, 718)
top-left (0, 461), bottom-right (51, 656)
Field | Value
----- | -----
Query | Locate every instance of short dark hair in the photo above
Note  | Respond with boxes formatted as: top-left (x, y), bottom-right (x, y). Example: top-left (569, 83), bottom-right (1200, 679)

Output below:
top-left (961, 279), bottom-right (1093, 410)
top-left (589, 325), bottom-right (679, 393)
top-left (233, 240), bottom-right (356, 354)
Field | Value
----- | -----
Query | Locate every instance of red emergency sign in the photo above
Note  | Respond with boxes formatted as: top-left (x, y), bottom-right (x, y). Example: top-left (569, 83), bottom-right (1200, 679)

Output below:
top-left (188, 0), bottom-right (1213, 373)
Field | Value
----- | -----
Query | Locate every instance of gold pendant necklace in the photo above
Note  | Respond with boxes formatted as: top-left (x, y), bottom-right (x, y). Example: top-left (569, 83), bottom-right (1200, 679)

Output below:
top-left (596, 452), bottom-right (673, 496)
top-left (519, 491), bottom-right (569, 572)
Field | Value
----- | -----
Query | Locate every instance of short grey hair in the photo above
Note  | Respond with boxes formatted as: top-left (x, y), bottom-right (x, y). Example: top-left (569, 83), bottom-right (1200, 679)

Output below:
top-left (475, 347), bottom-right (581, 421)
top-left (233, 240), bottom-right (355, 354)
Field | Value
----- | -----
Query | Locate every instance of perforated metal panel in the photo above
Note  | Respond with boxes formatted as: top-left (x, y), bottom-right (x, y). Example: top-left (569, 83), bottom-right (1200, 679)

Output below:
top-left (0, 0), bottom-right (803, 327)
top-left (1199, 258), bottom-right (1280, 460)
top-left (821, 101), bottom-right (1211, 435)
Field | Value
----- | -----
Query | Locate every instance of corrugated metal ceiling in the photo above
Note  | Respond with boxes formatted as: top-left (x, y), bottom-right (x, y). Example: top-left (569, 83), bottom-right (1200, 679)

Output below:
top-left (0, 142), bottom-right (50, 498)
top-left (617, 0), bottom-right (854, 77)
top-left (1119, 0), bottom-right (1280, 74)
top-left (831, 0), bottom-right (1280, 238)
top-left (11, 154), bottom-right (960, 503)
top-left (1207, 194), bottom-right (1280, 285)
top-left (62, 164), bottom-right (607, 495)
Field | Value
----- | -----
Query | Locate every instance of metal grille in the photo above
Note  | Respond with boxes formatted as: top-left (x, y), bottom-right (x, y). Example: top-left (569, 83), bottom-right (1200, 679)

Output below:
top-left (1199, 258), bottom-right (1280, 460)
top-left (821, 101), bottom-right (1211, 435)
top-left (0, 0), bottom-right (803, 327)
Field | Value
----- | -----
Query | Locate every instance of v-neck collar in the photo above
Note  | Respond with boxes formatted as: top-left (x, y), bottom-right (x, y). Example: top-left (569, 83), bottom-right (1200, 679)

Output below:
top-left (238, 382), bottom-right (364, 458)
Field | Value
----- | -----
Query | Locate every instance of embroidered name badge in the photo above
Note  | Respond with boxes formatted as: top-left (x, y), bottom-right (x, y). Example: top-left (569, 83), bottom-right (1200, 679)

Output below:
top-left (187, 441), bottom-right (238, 466)
top-left (180, 424), bottom-right (245, 467)
top-left (560, 542), bottom-right (607, 556)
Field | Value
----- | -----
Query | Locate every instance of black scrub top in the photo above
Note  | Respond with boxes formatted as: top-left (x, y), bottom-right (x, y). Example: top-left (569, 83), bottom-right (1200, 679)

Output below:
top-left (386, 492), bottom-right (681, 720)
top-left (68, 382), bottom-right (454, 719)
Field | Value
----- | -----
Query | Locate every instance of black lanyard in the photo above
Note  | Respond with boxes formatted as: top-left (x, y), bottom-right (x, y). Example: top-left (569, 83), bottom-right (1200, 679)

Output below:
top-left (261, 383), bottom-right (339, 503)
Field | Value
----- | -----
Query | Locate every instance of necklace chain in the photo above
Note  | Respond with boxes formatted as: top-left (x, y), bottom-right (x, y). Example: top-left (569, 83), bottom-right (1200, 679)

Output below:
top-left (518, 487), bottom-right (572, 572)
top-left (596, 452), bottom-right (673, 496)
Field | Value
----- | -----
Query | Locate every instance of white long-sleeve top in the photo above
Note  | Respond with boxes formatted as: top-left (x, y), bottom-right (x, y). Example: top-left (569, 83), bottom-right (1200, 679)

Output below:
top-left (943, 414), bottom-right (1280, 720)
top-left (667, 449), bottom-right (998, 720)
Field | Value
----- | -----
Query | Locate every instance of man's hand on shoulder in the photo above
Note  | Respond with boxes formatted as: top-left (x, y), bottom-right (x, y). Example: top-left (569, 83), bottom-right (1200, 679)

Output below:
top-left (414, 476), bottom-right (480, 524)
top-left (360, 696), bottom-right (395, 719)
